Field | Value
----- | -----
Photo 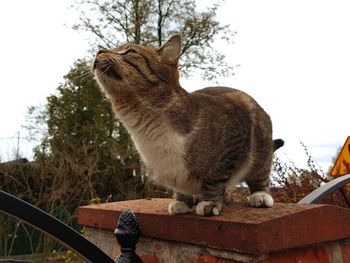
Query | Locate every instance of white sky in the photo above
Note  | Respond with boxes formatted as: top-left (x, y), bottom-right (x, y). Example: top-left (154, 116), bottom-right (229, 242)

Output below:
top-left (0, 0), bottom-right (349, 173)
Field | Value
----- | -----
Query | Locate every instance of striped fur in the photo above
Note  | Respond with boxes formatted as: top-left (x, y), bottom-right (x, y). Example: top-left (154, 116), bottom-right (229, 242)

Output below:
top-left (92, 35), bottom-right (283, 216)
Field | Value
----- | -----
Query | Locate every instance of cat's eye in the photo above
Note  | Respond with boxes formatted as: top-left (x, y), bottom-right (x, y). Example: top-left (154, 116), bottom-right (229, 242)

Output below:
top-left (117, 48), bottom-right (137, 55)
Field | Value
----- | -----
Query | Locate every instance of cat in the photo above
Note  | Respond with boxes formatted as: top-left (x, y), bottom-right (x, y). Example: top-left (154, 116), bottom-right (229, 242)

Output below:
top-left (92, 35), bottom-right (284, 216)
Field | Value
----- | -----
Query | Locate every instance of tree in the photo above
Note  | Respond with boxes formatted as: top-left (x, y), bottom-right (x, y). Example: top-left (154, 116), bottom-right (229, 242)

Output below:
top-left (26, 60), bottom-right (144, 201)
top-left (3, 61), bottom-right (144, 257)
top-left (71, 0), bottom-right (235, 81)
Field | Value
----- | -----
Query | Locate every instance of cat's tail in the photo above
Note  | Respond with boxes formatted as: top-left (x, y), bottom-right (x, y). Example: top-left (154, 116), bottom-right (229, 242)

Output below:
top-left (273, 139), bottom-right (284, 151)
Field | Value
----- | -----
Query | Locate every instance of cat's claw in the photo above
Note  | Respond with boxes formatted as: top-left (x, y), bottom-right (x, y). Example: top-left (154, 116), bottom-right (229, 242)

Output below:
top-left (196, 201), bottom-right (223, 216)
top-left (168, 201), bottom-right (192, 215)
top-left (249, 191), bottom-right (274, 208)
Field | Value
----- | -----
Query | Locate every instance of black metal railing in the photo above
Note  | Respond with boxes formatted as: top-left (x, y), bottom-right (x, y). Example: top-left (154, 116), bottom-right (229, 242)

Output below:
top-left (0, 190), bottom-right (114, 262)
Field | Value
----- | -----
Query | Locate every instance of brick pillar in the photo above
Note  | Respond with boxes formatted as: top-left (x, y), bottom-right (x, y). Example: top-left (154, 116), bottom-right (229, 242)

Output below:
top-left (78, 198), bottom-right (350, 263)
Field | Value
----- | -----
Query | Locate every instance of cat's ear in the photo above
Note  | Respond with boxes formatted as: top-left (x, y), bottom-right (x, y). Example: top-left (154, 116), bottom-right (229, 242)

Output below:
top-left (158, 35), bottom-right (181, 64)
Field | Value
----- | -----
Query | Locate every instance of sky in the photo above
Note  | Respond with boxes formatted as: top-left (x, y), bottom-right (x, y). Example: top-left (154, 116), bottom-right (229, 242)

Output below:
top-left (0, 0), bottom-right (349, 173)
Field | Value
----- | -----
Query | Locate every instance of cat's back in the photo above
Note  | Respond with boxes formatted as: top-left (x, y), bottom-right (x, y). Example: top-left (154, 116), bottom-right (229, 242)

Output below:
top-left (185, 86), bottom-right (273, 185)
top-left (190, 86), bottom-right (260, 115)
top-left (193, 86), bottom-right (239, 96)
top-left (186, 86), bottom-right (256, 156)
top-left (187, 86), bottom-right (272, 148)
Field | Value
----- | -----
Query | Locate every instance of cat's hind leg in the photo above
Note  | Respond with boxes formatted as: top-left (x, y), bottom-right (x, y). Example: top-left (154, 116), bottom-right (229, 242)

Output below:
top-left (249, 191), bottom-right (273, 207)
top-left (168, 193), bottom-right (196, 215)
top-left (246, 168), bottom-right (274, 208)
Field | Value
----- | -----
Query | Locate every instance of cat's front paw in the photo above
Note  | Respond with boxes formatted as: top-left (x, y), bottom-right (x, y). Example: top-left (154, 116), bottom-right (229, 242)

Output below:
top-left (249, 191), bottom-right (274, 208)
top-left (195, 201), bottom-right (223, 216)
top-left (168, 201), bottom-right (192, 215)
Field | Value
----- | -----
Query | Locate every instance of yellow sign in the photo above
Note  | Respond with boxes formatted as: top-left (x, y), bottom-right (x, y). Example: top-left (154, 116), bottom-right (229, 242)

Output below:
top-left (330, 136), bottom-right (350, 177)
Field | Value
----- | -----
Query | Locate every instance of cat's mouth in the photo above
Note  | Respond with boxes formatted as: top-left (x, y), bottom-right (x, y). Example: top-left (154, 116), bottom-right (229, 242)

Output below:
top-left (93, 59), bottom-right (122, 80)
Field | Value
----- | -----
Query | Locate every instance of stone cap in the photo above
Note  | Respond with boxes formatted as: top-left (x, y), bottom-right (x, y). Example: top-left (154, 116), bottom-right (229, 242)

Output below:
top-left (78, 198), bottom-right (350, 254)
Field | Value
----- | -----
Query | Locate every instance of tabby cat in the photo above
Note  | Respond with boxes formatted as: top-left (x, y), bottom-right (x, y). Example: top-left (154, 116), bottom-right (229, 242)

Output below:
top-left (92, 35), bottom-right (284, 216)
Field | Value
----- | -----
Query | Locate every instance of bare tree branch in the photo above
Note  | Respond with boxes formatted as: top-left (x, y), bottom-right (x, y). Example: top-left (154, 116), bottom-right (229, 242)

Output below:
top-left (71, 0), bottom-right (235, 80)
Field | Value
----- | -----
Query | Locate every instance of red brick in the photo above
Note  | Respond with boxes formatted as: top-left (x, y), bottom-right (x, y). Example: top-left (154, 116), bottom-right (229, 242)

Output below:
top-left (263, 246), bottom-right (330, 263)
top-left (154, 243), bottom-right (162, 250)
top-left (142, 255), bottom-right (161, 263)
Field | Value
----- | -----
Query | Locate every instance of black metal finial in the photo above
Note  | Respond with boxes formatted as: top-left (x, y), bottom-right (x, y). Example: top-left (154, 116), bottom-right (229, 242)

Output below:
top-left (114, 210), bottom-right (143, 263)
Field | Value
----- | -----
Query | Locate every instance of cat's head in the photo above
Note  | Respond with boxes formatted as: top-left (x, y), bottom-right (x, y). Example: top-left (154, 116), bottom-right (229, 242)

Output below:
top-left (92, 35), bottom-right (181, 104)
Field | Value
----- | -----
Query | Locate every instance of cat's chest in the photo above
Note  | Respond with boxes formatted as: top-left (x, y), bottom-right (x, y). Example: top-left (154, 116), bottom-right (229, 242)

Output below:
top-left (127, 120), bottom-right (200, 194)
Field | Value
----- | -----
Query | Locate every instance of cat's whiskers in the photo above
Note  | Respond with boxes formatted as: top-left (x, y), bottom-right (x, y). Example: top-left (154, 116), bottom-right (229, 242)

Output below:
top-left (70, 63), bottom-right (97, 87)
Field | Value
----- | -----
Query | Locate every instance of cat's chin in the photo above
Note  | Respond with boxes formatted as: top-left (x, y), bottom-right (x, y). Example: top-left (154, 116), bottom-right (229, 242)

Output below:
top-left (95, 68), bottom-right (122, 82)
top-left (95, 70), bottom-right (124, 93)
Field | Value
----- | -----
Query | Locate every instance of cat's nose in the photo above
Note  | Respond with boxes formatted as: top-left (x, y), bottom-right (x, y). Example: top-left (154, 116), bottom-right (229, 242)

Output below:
top-left (92, 49), bottom-right (107, 70)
